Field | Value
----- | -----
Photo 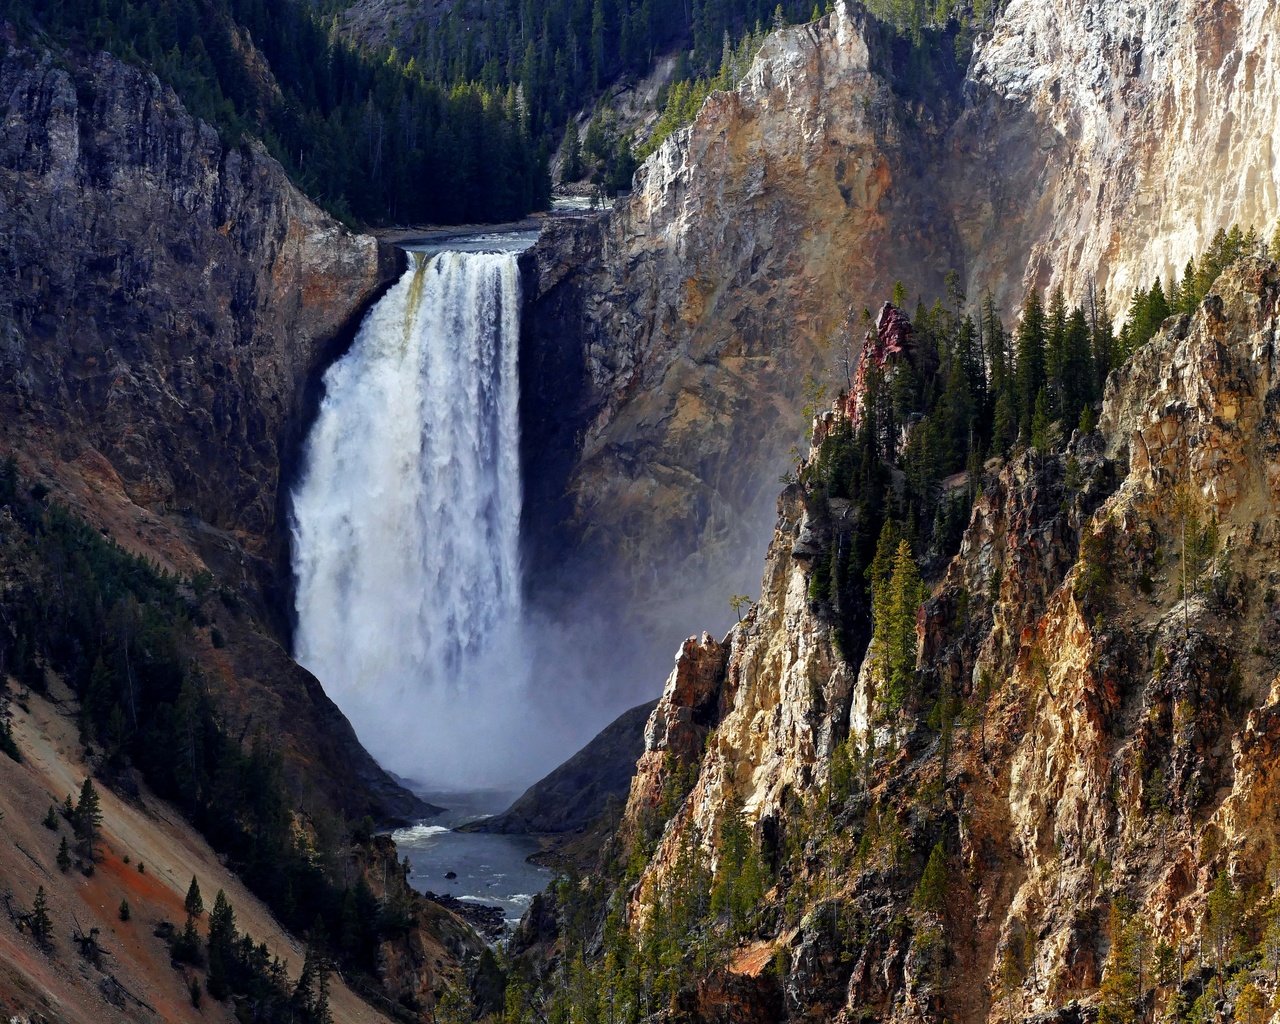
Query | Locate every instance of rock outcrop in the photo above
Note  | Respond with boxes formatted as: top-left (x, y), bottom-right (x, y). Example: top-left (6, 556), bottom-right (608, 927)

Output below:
top-left (958, 0), bottom-right (1280, 311)
top-left (599, 258), bottom-right (1280, 1022)
top-left (476, 700), bottom-right (657, 835)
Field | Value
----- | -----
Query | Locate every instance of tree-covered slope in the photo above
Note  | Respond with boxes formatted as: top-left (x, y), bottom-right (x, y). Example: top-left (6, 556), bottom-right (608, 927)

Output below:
top-left (338, 0), bottom-right (997, 180)
top-left (0, 0), bottom-right (550, 224)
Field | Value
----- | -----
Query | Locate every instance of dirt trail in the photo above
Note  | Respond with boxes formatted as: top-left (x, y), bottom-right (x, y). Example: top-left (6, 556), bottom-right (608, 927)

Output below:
top-left (0, 681), bottom-right (396, 1024)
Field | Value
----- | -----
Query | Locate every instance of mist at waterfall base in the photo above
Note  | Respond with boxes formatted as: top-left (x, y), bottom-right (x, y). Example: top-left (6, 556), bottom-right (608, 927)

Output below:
top-left (291, 240), bottom-right (781, 792)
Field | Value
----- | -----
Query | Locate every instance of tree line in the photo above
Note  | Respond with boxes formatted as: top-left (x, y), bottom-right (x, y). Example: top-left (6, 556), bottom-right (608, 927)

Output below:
top-left (803, 224), bottom-right (1274, 694)
top-left (0, 0), bottom-right (550, 225)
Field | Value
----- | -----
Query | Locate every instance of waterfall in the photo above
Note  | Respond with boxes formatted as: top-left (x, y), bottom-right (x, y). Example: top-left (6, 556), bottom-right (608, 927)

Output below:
top-left (291, 249), bottom-right (529, 786)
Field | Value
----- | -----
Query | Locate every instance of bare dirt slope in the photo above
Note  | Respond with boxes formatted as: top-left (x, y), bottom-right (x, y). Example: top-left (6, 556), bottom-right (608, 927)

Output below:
top-left (0, 680), bottom-right (396, 1024)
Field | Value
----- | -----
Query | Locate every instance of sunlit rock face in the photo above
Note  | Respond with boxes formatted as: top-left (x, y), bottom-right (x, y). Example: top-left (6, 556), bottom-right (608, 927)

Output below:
top-left (612, 258), bottom-right (1280, 1023)
top-left (521, 0), bottom-right (1280, 711)
top-left (957, 0), bottom-right (1280, 311)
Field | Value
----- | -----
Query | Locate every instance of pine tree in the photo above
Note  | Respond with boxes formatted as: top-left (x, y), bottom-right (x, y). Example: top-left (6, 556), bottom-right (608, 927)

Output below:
top-left (912, 843), bottom-right (948, 914)
top-left (1098, 902), bottom-right (1146, 1024)
top-left (316, 949), bottom-right (334, 1024)
top-left (30, 886), bottom-right (52, 950)
top-left (1014, 290), bottom-right (1046, 438)
top-left (1044, 286), bottom-right (1068, 419)
top-left (1030, 388), bottom-right (1052, 453)
top-left (1145, 278), bottom-right (1170, 335)
top-left (73, 777), bottom-right (102, 862)
top-left (982, 291), bottom-right (1008, 396)
top-left (1088, 285), bottom-right (1115, 392)
top-left (294, 939), bottom-right (331, 1021)
top-left (1203, 870), bottom-right (1238, 999)
top-left (185, 876), bottom-right (204, 919)
top-left (990, 385), bottom-right (1017, 456)
top-left (1175, 257), bottom-right (1199, 313)
top-left (874, 540), bottom-right (924, 717)
top-left (560, 120), bottom-right (583, 181)
top-left (1061, 307), bottom-right (1094, 426)
top-left (174, 915), bottom-right (203, 965)
top-left (1262, 908), bottom-right (1280, 985)
top-left (206, 890), bottom-right (236, 1000)
top-left (0, 687), bottom-right (18, 763)
top-left (867, 518), bottom-right (902, 609)
top-left (119, 898), bottom-right (131, 921)
top-left (56, 835), bottom-right (71, 872)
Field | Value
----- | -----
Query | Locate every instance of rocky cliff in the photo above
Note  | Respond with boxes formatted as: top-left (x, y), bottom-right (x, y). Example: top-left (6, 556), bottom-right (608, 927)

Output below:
top-left (590, 257), bottom-right (1280, 1022)
top-left (0, 43), bottom-right (412, 823)
top-left (522, 4), bottom-right (959, 614)
top-left (958, 0), bottom-right (1280, 310)
top-left (520, 0), bottom-right (1280, 697)
top-left (0, 43), bottom-right (400, 568)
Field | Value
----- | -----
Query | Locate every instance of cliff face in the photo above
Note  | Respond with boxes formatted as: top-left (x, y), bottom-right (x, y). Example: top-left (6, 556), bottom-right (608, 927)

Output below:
top-left (521, 0), bottom-right (1280, 674)
top-left (522, 3), bottom-right (960, 612)
top-left (610, 259), bottom-right (1280, 1021)
top-left (958, 0), bottom-right (1280, 310)
top-left (0, 44), bottom-right (399, 562)
top-left (0, 44), bottom-right (412, 822)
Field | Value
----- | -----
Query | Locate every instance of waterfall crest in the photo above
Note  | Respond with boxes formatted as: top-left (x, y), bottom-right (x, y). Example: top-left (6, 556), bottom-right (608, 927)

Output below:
top-left (291, 250), bottom-right (528, 785)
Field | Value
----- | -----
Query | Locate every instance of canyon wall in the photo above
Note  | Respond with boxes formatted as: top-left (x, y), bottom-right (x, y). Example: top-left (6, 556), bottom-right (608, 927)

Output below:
top-left (611, 257), bottom-right (1280, 1021)
top-left (521, 3), bottom-right (961, 696)
top-left (0, 43), bottom-right (414, 822)
top-left (521, 0), bottom-right (1280, 709)
top-left (958, 0), bottom-right (1280, 310)
top-left (0, 44), bottom-right (400, 562)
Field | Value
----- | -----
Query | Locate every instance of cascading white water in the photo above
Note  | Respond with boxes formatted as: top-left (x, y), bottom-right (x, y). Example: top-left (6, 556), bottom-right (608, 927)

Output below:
top-left (291, 249), bottom-right (530, 785)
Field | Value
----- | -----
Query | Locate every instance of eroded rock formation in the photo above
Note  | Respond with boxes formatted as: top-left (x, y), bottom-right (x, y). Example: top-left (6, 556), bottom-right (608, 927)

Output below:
top-left (599, 258), bottom-right (1280, 1022)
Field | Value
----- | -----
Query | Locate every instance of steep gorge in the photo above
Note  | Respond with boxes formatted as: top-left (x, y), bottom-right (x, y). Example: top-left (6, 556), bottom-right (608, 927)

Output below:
top-left (551, 257), bottom-right (1280, 1022)
top-left (2, 0), bottom-right (1280, 1019)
